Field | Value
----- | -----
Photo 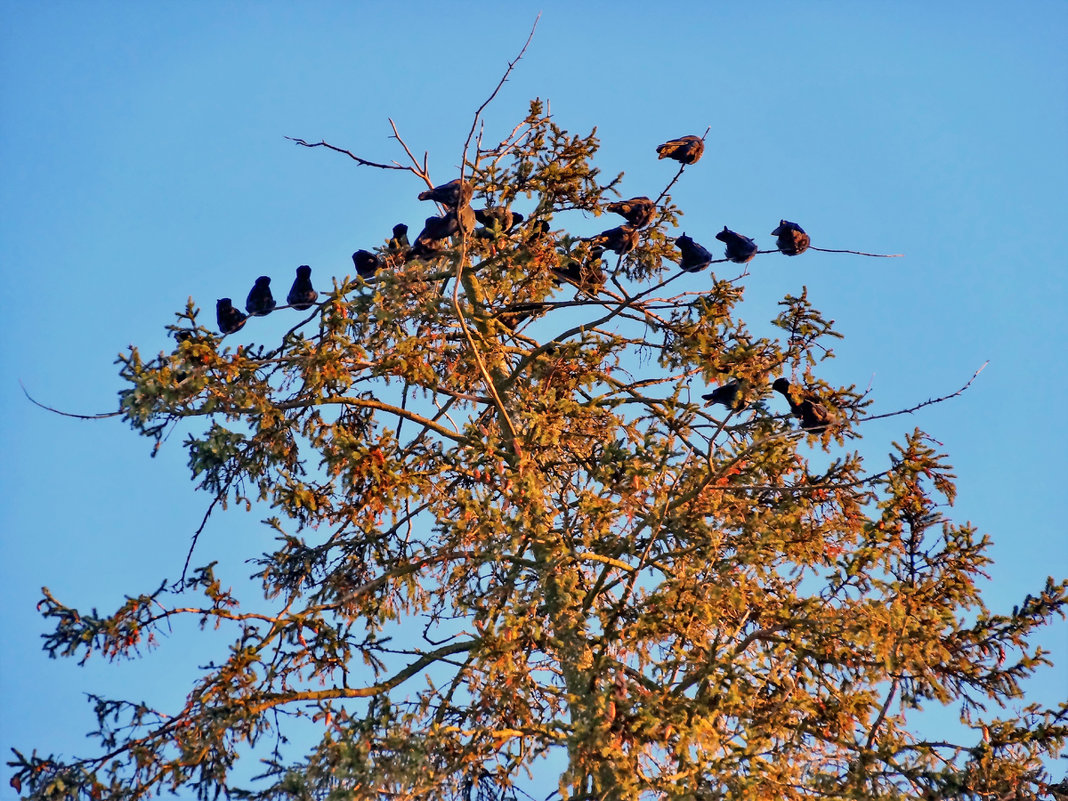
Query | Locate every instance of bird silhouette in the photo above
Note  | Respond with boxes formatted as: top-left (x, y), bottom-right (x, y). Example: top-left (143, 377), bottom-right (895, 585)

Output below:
top-left (552, 249), bottom-right (605, 292)
top-left (245, 276), bottom-right (277, 316)
top-left (676, 233), bottom-right (714, 272)
top-left (771, 220), bottom-right (811, 256)
top-left (702, 381), bottom-right (744, 411)
top-left (656, 135), bottom-right (705, 165)
top-left (287, 265), bottom-right (318, 310)
top-left (772, 377), bottom-right (835, 432)
top-left (389, 223), bottom-right (409, 250)
top-left (475, 206), bottom-right (525, 234)
top-left (716, 227), bottom-right (758, 264)
top-left (590, 225), bottom-right (639, 255)
top-left (352, 250), bottom-right (382, 279)
top-left (216, 298), bottom-right (247, 335)
top-left (418, 178), bottom-right (473, 208)
top-left (606, 197), bottom-right (656, 228)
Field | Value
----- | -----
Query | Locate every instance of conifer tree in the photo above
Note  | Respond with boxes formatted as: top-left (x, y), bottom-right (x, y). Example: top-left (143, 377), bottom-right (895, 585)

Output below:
top-left (11, 83), bottom-right (1067, 801)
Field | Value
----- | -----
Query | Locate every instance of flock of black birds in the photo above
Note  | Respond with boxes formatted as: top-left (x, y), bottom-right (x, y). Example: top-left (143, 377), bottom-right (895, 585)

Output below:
top-left (209, 133), bottom-right (833, 434)
top-left (215, 265), bottom-right (318, 336)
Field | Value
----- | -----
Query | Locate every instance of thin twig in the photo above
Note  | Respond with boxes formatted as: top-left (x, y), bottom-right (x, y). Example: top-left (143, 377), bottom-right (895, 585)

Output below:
top-left (21, 380), bottom-right (123, 419)
top-left (810, 246), bottom-right (903, 258)
top-left (284, 137), bottom-right (411, 171)
top-left (461, 14), bottom-right (541, 165)
top-left (177, 493), bottom-right (223, 588)
top-left (859, 361), bottom-right (989, 423)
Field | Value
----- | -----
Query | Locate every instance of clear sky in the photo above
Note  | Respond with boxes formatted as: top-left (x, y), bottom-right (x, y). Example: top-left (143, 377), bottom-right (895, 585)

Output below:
top-left (2, 0), bottom-right (1065, 792)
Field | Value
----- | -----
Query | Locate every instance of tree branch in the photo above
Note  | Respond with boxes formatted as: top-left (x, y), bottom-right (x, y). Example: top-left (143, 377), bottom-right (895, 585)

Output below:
top-left (859, 361), bottom-right (988, 423)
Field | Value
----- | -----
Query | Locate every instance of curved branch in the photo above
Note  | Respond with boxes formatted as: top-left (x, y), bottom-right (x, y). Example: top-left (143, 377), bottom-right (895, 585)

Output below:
top-left (859, 361), bottom-right (988, 423)
top-left (250, 640), bottom-right (476, 712)
top-left (284, 137), bottom-right (411, 171)
top-left (21, 380), bottom-right (123, 419)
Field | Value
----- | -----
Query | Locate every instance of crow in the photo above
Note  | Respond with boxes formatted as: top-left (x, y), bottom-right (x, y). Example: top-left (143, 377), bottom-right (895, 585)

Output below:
top-left (475, 206), bottom-right (525, 234)
top-left (771, 220), bottom-right (811, 256)
top-left (352, 250), bottom-right (382, 279)
top-left (589, 225), bottom-right (639, 255)
top-left (656, 135), bottom-right (705, 165)
top-left (245, 276), bottom-right (277, 316)
top-left (389, 223), bottom-right (409, 250)
top-left (772, 377), bottom-right (835, 432)
top-left (702, 381), bottom-right (744, 411)
top-left (716, 227), bottom-right (758, 264)
top-left (418, 178), bottom-right (473, 208)
top-left (606, 197), bottom-right (656, 228)
top-left (676, 233), bottom-right (714, 272)
top-left (216, 298), bottom-right (248, 335)
top-left (286, 265), bottom-right (318, 310)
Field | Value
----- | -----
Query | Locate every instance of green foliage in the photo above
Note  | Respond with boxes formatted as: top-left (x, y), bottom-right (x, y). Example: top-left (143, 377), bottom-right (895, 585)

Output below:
top-left (11, 99), bottom-right (1067, 801)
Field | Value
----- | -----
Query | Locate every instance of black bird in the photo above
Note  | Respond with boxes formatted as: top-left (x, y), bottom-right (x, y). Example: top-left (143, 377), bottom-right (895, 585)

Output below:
top-left (552, 249), bottom-right (606, 292)
top-left (497, 301), bottom-right (547, 331)
top-left (716, 227), bottom-right (758, 264)
top-left (656, 135), bottom-right (705, 165)
top-left (416, 214), bottom-right (458, 242)
top-left (418, 178), bottom-right (473, 208)
top-left (474, 206), bottom-right (525, 233)
top-left (590, 225), bottom-right (639, 255)
top-left (216, 298), bottom-right (247, 335)
top-left (407, 215), bottom-right (456, 261)
top-left (389, 223), bottom-right (409, 250)
top-left (287, 265), bottom-right (318, 310)
top-left (676, 233), bottom-right (714, 272)
top-left (606, 197), bottom-right (656, 228)
top-left (245, 276), bottom-right (277, 316)
top-left (771, 220), bottom-right (811, 256)
top-left (526, 219), bottom-right (552, 243)
top-left (702, 381), bottom-right (744, 411)
top-left (772, 377), bottom-right (835, 432)
top-left (352, 250), bottom-right (382, 279)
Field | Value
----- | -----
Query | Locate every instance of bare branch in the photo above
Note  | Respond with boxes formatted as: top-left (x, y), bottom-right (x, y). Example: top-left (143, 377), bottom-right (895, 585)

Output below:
top-left (21, 380), bottom-right (122, 420)
top-left (462, 13), bottom-right (541, 165)
top-left (859, 361), bottom-right (989, 423)
top-left (810, 246), bottom-right (903, 258)
top-left (284, 136), bottom-right (412, 171)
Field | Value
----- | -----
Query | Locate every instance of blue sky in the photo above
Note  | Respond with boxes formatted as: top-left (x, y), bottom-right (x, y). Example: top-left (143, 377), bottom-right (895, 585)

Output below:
top-left (2, 0), bottom-right (1066, 792)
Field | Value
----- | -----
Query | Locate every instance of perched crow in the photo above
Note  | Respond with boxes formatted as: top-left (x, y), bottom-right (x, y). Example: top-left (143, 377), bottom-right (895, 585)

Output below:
top-left (656, 135), bottom-right (705, 165)
top-left (418, 178), bottom-right (473, 208)
top-left (771, 220), bottom-right (811, 256)
top-left (716, 227), bottom-right (758, 264)
top-left (216, 298), bottom-right (247, 335)
top-left (772, 377), bottom-right (835, 432)
top-left (352, 250), bottom-right (382, 279)
top-left (474, 206), bottom-right (525, 233)
top-left (702, 381), bottom-right (744, 411)
top-left (590, 225), bottom-right (639, 255)
top-left (676, 233), bottom-right (714, 272)
top-left (415, 214), bottom-right (458, 242)
top-left (407, 236), bottom-right (446, 262)
top-left (406, 215), bottom-right (456, 261)
top-left (497, 301), bottom-right (547, 331)
top-left (245, 276), bottom-right (277, 316)
top-left (526, 218), bottom-right (552, 243)
top-left (287, 265), bottom-right (318, 310)
top-left (606, 197), bottom-right (656, 228)
top-left (389, 223), bottom-right (409, 250)
top-left (552, 250), bottom-right (605, 292)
